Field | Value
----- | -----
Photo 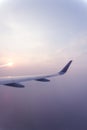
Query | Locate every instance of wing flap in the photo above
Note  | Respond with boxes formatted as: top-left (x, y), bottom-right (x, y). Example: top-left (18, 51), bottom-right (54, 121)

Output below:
top-left (36, 78), bottom-right (50, 82)
top-left (5, 83), bottom-right (25, 88)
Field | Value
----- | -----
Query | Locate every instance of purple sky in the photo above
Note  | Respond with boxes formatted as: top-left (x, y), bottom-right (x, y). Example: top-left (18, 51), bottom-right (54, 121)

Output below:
top-left (0, 0), bottom-right (87, 130)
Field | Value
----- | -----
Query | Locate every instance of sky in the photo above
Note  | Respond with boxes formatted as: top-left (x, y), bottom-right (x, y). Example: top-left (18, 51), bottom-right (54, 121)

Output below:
top-left (0, 0), bottom-right (87, 66)
top-left (0, 0), bottom-right (87, 130)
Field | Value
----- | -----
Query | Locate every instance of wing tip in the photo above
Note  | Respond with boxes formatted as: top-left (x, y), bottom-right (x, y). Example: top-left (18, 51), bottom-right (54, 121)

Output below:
top-left (59, 60), bottom-right (72, 75)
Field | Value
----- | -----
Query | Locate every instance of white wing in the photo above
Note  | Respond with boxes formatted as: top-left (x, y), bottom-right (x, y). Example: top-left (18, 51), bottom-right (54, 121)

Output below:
top-left (0, 60), bottom-right (72, 88)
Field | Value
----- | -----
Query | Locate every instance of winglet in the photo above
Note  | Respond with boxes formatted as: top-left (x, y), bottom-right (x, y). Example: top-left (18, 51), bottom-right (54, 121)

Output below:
top-left (59, 60), bottom-right (72, 75)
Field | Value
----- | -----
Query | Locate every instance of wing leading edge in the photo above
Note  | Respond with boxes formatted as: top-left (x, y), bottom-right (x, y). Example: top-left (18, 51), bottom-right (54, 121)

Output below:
top-left (0, 60), bottom-right (72, 87)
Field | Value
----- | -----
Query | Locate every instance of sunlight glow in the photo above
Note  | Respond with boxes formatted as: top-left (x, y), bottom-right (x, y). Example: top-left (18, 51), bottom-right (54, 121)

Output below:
top-left (7, 62), bottom-right (14, 67)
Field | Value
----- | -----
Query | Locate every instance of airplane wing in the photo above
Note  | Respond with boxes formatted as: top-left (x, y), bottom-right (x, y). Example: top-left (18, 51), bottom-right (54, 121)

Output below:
top-left (0, 60), bottom-right (72, 88)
